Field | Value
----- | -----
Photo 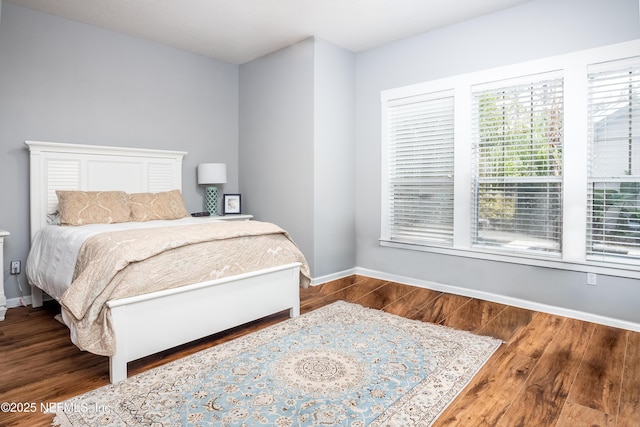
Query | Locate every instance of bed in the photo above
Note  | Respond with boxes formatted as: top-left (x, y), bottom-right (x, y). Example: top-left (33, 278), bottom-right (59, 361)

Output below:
top-left (25, 140), bottom-right (310, 383)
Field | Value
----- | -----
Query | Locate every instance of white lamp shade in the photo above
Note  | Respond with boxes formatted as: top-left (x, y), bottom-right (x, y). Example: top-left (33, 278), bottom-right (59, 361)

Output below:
top-left (198, 163), bottom-right (227, 184)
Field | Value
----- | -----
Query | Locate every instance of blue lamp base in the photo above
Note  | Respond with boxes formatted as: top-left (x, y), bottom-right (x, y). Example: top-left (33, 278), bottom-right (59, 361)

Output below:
top-left (204, 186), bottom-right (220, 215)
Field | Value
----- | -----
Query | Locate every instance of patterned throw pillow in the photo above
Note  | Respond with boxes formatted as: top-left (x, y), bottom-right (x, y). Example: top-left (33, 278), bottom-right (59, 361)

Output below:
top-left (56, 191), bottom-right (131, 226)
top-left (128, 190), bottom-right (189, 222)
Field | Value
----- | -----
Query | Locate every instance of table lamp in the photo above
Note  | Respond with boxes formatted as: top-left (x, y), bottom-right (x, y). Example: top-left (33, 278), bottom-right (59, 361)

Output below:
top-left (197, 163), bottom-right (227, 215)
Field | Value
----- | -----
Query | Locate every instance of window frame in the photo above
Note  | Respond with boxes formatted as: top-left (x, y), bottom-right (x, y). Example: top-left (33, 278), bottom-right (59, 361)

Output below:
top-left (380, 39), bottom-right (640, 279)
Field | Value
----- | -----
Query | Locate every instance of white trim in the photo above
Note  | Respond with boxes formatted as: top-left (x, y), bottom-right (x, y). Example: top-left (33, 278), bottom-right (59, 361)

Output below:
top-left (107, 263), bottom-right (301, 307)
top-left (562, 60), bottom-right (589, 262)
top-left (24, 140), bottom-right (187, 158)
top-left (310, 268), bottom-right (357, 286)
top-left (6, 295), bottom-right (34, 308)
top-left (354, 266), bottom-right (640, 333)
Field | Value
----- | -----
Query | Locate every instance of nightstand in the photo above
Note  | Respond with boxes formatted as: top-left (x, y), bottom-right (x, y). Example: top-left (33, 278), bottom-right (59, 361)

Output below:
top-left (0, 229), bottom-right (9, 321)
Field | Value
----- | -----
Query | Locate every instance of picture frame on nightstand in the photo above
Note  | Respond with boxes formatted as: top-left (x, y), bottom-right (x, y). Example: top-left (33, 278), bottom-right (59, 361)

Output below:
top-left (223, 194), bottom-right (241, 214)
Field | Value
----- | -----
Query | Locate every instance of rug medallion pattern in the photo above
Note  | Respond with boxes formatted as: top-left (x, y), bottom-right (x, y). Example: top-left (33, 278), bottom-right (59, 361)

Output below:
top-left (54, 301), bottom-right (501, 426)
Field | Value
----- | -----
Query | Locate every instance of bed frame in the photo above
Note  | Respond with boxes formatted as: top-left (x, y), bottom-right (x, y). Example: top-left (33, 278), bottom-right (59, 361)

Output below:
top-left (25, 140), bottom-right (301, 383)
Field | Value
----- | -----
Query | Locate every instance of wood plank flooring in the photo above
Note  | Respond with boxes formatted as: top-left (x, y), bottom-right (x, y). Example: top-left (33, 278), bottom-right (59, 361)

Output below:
top-left (1, 275), bottom-right (638, 426)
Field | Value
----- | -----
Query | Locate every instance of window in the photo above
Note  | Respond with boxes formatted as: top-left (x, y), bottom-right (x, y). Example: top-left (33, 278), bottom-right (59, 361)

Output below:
top-left (380, 40), bottom-right (640, 275)
top-left (472, 74), bottom-right (564, 255)
top-left (587, 57), bottom-right (640, 261)
top-left (384, 91), bottom-right (455, 246)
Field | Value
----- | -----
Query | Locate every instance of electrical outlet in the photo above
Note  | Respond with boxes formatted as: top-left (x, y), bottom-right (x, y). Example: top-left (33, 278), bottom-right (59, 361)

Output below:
top-left (587, 272), bottom-right (597, 286)
top-left (10, 260), bottom-right (21, 275)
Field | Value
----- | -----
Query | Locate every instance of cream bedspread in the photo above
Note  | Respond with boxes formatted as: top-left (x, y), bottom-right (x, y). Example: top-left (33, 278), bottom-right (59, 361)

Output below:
top-left (60, 220), bottom-right (310, 356)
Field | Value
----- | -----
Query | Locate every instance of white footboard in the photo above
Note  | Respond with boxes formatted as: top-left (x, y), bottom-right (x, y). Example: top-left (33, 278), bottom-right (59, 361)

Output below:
top-left (106, 263), bottom-right (301, 383)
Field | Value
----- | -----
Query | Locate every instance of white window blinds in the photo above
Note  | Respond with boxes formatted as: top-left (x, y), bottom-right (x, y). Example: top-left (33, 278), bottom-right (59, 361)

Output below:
top-left (386, 91), bottom-right (455, 246)
top-left (587, 57), bottom-right (640, 261)
top-left (472, 74), bottom-right (564, 255)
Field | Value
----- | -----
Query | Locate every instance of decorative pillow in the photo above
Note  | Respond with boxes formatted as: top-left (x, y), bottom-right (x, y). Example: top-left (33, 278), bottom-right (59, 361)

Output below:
top-left (129, 190), bottom-right (189, 222)
top-left (56, 191), bottom-right (131, 226)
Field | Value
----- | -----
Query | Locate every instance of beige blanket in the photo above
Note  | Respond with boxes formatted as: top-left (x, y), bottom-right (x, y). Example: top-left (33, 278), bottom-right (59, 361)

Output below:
top-left (60, 220), bottom-right (310, 356)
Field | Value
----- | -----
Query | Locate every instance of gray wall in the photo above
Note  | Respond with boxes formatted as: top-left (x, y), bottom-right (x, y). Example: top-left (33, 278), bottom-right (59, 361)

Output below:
top-left (0, 2), bottom-right (239, 301)
top-left (238, 37), bottom-right (356, 278)
top-left (313, 39), bottom-right (356, 277)
top-left (354, 0), bottom-right (640, 324)
top-left (238, 39), bottom-right (316, 270)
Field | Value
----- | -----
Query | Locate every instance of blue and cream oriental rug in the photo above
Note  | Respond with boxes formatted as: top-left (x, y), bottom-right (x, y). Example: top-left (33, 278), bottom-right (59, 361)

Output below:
top-left (53, 301), bottom-right (501, 427)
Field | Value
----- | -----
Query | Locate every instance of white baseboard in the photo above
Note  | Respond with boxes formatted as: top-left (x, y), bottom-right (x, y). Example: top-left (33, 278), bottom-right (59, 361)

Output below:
top-left (353, 267), bottom-right (640, 333)
top-left (6, 295), bottom-right (33, 308)
top-left (310, 268), bottom-right (357, 286)
top-left (6, 293), bottom-right (54, 309)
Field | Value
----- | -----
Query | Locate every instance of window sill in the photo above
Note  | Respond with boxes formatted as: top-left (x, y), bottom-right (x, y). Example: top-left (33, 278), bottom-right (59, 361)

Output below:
top-left (379, 239), bottom-right (640, 280)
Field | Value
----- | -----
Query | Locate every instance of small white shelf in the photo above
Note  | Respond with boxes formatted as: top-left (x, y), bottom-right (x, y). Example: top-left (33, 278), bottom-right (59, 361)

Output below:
top-left (195, 214), bottom-right (253, 221)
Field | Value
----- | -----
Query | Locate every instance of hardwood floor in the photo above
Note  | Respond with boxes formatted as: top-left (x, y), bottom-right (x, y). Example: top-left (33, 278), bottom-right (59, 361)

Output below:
top-left (1, 275), bottom-right (639, 426)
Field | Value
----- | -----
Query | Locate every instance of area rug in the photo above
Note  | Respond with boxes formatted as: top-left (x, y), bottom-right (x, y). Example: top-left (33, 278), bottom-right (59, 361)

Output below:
top-left (53, 301), bottom-right (501, 426)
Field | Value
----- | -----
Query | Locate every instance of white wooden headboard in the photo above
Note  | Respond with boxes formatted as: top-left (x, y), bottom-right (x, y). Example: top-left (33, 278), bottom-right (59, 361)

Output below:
top-left (25, 141), bottom-right (187, 239)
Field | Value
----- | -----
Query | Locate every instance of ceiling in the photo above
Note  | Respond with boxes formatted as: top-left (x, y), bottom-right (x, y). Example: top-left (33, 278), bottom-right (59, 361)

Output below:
top-left (6, 0), bottom-right (533, 64)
